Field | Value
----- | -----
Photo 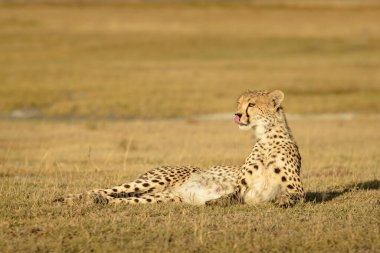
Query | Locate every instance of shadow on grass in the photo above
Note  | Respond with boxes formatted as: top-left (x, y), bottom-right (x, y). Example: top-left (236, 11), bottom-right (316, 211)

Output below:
top-left (305, 180), bottom-right (380, 203)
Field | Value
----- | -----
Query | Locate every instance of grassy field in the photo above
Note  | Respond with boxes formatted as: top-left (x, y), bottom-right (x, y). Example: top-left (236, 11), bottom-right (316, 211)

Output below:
top-left (0, 2), bottom-right (380, 118)
top-left (0, 2), bottom-right (379, 252)
top-left (0, 118), bottom-right (379, 252)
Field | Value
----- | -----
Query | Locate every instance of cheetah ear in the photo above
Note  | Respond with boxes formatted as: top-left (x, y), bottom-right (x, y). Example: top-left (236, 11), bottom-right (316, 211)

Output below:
top-left (269, 90), bottom-right (284, 109)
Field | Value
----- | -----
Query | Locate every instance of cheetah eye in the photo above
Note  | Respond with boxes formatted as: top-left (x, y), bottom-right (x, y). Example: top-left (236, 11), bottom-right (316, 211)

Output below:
top-left (248, 103), bottom-right (255, 107)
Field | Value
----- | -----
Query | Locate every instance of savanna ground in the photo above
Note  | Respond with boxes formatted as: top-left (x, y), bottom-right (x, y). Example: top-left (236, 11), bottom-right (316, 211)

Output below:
top-left (0, 119), bottom-right (379, 252)
top-left (0, 1), bottom-right (379, 252)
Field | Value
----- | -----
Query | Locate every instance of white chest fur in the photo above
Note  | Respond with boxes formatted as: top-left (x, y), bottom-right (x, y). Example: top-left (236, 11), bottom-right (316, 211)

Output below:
top-left (244, 165), bottom-right (282, 204)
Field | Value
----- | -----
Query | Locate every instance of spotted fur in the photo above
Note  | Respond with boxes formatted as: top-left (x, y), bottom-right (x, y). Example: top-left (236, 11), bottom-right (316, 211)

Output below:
top-left (55, 90), bottom-right (304, 207)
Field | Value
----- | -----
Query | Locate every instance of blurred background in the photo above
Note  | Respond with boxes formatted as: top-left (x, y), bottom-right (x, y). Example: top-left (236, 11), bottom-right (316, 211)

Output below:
top-left (1, 3), bottom-right (380, 252)
top-left (1, 0), bottom-right (379, 119)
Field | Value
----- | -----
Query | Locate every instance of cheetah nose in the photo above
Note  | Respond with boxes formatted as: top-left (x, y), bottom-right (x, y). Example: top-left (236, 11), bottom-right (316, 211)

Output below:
top-left (234, 113), bottom-right (242, 124)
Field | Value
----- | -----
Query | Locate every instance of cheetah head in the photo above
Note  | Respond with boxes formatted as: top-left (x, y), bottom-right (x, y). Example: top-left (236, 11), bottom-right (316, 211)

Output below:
top-left (234, 90), bottom-right (284, 130)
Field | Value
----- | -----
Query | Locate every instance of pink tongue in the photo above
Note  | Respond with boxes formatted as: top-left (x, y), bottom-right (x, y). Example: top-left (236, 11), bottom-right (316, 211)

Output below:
top-left (234, 115), bottom-right (241, 124)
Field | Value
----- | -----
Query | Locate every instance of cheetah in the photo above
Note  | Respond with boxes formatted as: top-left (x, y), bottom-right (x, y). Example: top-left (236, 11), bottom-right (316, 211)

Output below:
top-left (206, 90), bottom-right (305, 207)
top-left (55, 89), bottom-right (304, 207)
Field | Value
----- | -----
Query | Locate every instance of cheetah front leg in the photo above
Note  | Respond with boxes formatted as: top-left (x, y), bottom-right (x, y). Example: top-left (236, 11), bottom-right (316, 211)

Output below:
top-left (273, 192), bottom-right (304, 208)
top-left (273, 181), bottom-right (305, 208)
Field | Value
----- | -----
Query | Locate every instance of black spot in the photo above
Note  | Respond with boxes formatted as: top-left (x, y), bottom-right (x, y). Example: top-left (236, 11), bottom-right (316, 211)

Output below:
top-left (254, 165), bottom-right (259, 170)
top-left (241, 179), bottom-right (247, 185)
top-left (152, 179), bottom-right (159, 183)
top-left (248, 170), bottom-right (253, 175)
top-left (134, 199), bottom-right (139, 203)
top-left (282, 176), bottom-right (287, 182)
top-left (124, 184), bottom-right (130, 188)
top-left (287, 185), bottom-right (294, 189)
top-left (146, 199), bottom-right (152, 202)
top-left (112, 188), bottom-right (117, 192)
top-left (157, 200), bottom-right (162, 203)
top-left (274, 168), bottom-right (281, 174)
top-left (136, 180), bottom-right (141, 183)
top-left (142, 183), bottom-right (150, 187)
top-left (165, 178), bottom-right (171, 182)
top-left (159, 182), bottom-right (165, 185)
top-left (134, 187), bottom-right (139, 191)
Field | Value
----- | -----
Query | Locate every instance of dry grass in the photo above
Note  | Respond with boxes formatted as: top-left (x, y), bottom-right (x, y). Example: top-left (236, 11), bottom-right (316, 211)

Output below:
top-left (1, 3), bottom-right (380, 118)
top-left (0, 118), bottom-right (379, 252)
top-left (0, 2), bottom-right (379, 252)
